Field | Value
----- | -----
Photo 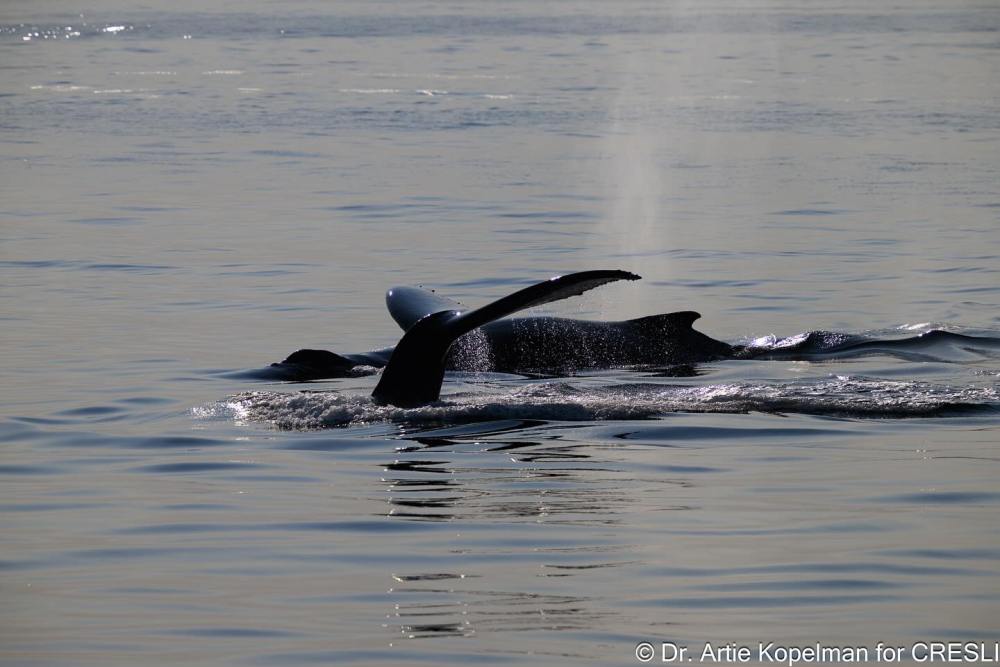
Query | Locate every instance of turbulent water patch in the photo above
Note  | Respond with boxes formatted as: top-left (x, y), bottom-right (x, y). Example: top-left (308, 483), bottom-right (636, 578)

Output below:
top-left (209, 375), bottom-right (1000, 429)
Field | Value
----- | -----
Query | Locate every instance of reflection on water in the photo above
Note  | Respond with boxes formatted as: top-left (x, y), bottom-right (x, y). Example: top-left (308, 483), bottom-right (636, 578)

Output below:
top-left (381, 429), bottom-right (637, 641)
top-left (366, 415), bottom-right (1000, 649)
top-left (383, 437), bottom-right (633, 524)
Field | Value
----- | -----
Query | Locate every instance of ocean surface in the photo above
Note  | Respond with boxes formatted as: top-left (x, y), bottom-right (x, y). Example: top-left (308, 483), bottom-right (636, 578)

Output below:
top-left (2, 1), bottom-right (999, 665)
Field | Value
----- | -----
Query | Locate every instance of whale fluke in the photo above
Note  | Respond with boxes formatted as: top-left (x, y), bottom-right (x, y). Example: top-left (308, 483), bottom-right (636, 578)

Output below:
top-left (372, 270), bottom-right (641, 407)
top-left (386, 286), bottom-right (464, 331)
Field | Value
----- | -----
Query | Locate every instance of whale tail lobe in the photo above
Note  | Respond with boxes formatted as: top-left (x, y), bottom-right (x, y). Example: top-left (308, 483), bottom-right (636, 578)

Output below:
top-left (371, 270), bottom-right (641, 407)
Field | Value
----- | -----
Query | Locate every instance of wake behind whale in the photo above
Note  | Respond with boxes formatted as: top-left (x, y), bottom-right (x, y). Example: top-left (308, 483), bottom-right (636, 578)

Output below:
top-left (210, 375), bottom-right (999, 430)
top-left (740, 328), bottom-right (1000, 364)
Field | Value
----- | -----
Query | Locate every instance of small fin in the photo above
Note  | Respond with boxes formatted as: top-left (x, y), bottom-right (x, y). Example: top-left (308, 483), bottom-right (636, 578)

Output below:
top-left (628, 311), bottom-right (701, 330)
top-left (386, 286), bottom-right (464, 331)
top-left (372, 270), bottom-right (641, 407)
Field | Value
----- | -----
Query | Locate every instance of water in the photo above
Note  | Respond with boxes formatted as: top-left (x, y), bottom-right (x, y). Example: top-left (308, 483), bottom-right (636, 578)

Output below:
top-left (2, 1), bottom-right (999, 664)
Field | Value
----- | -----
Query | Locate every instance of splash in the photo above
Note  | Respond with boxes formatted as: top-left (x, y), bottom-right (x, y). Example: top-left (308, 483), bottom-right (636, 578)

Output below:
top-left (448, 329), bottom-right (495, 373)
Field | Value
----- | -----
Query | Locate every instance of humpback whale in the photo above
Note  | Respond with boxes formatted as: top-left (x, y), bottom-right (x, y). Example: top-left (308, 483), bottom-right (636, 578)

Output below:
top-left (242, 270), bottom-right (1000, 408)
top-left (262, 271), bottom-right (735, 389)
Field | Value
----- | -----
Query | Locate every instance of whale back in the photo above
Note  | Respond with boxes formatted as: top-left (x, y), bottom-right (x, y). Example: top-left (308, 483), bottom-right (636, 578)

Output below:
top-left (472, 311), bottom-right (732, 371)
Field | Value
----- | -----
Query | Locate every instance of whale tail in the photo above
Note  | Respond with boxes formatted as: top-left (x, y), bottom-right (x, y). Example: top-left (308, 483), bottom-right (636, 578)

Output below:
top-left (385, 285), bottom-right (464, 331)
top-left (371, 270), bottom-right (641, 407)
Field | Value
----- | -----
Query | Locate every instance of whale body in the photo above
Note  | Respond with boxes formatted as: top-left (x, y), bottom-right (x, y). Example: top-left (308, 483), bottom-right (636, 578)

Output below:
top-left (243, 270), bottom-right (1000, 408)
top-left (262, 273), bottom-right (733, 386)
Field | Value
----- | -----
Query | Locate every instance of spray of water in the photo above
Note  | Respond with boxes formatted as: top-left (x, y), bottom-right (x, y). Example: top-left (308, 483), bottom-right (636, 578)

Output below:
top-left (599, 47), bottom-right (672, 318)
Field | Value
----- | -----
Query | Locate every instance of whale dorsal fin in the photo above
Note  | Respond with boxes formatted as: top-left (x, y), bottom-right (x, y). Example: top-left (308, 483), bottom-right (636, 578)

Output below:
top-left (628, 311), bottom-right (701, 330)
top-left (386, 286), bottom-right (464, 331)
top-left (372, 270), bottom-right (641, 407)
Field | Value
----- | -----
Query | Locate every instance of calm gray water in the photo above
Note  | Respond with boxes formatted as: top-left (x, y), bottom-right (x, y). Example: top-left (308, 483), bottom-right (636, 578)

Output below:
top-left (2, 1), bottom-right (999, 665)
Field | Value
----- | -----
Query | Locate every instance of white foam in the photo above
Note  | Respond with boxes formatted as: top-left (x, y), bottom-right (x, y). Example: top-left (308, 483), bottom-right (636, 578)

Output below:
top-left (338, 88), bottom-right (401, 94)
top-left (361, 72), bottom-right (518, 80)
top-left (113, 71), bottom-right (177, 76)
top-left (205, 376), bottom-right (999, 430)
top-left (30, 84), bottom-right (91, 92)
